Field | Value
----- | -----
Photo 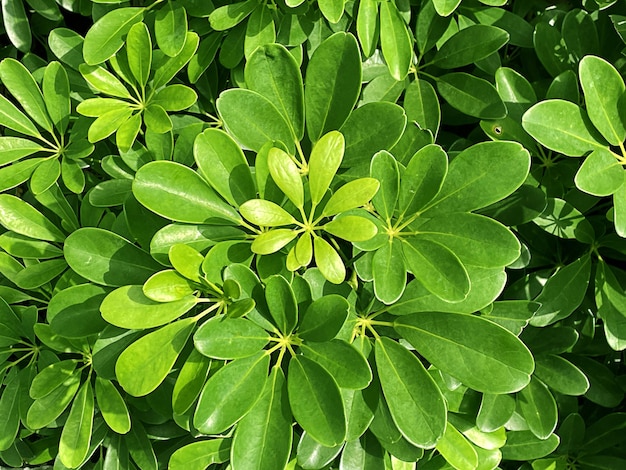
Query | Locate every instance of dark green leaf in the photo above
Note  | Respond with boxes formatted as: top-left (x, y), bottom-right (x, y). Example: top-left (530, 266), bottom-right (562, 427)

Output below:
top-left (437, 73), bottom-right (506, 119)
top-left (155, 1), bottom-right (187, 57)
top-left (433, 25), bottom-right (509, 69)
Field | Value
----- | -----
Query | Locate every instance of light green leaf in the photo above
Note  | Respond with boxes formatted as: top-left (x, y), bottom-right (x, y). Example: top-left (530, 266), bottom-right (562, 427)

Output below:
top-left (209, 0), bottom-right (257, 30)
top-left (126, 22), bottom-right (152, 88)
top-left (144, 104), bottom-right (172, 133)
top-left (172, 348), bottom-right (211, 415)
top-left (477, 393), bottom-right (516, 433)
top-left (309, 131), bottom-right (344, 205)
top-left (401, 237), bottom-right (469, 302)
top-left (76, 97), bottom-right (132, 117)
top-left (435, 422), bottom-right (478, 470)
top-left (501, 431), bottom-right (560, 461)
top-left (194, 351), bottom-right (269, 434)
top-left (143, 270), bottom-right (194, 302)
top-left (244, 5), bottom-right (276, 59)
top-left (115, 112), bottom-right (142, 152)
top-left (100, 285), bottom-right (196, 329)
top-left (422, 141), bottom-right (530, 215)
top-left (194, 128), bottom-right (255, 206)
top-left (59, 380), bottom-right (94, 469)
top-left (155, 1), bottom-right (187, 57)
top-left (217, 88), bottom-right (294, 152)
top-left (323, 215), bottom-right (377, 242)
top-left (231, 367), bottom-right (292, 470)
top-left (268, 147), bottom-right (304, 209)
top-left (371, 151), bottom-right (399, 221)
top-left (133, 161), bottom-right (242, 225)
top-left (83, 7), bottom-right (145, 65)
top-left (319, 0), bottom-right (345, 23)
top-left (575, 148), bottom-right (624, 196)
top-left (150, 84), bottom-right (196, 111)
top-left (432, 0), bottom-right (462, 16)
top-left (0, 58), bottom-right (53, 133)
top-left (169, 439), bottom-right (231, 470)
top-left (116, 318), bottom-right (195, 397)
top-left (305, 32), bottom-right (361, 141)
top-left (437, 73), bottom-right (507, 119)
top-left (194, 316), bottom-right (270, 359)
top-left (87, 107), bottom-right (133, 143)
top-left (433, 25), bottom-right (509, 69)
top-left (0, 194), bottom-right (65, 242)
top-left (416, 213), bottom-right (520, 268)
top-left (26, 370), bottom-right (81, 429)
top-left (395, 311), bottom-right (535, 393)
top-left (48, 28), bottom-right (85, 70)
top-left (322, 178), bottom-right (380, 217)
top-left (240, 199), bottom-right (297, 227)
top-left (251, 229), bottom-right (298, 254)
top-left (357, 0), bottom-right (379, 57)
top-left (42, 61), bottom-right (70, 134)
top-left (94, 377), bottom-right (130, 434)
top-left (522, 100), bottom-right (609, 156)
top-left (30, 361), bottom-right (77, 400)
top-left (13, 258), bottom-right (67, 290)
top-left (380, 1), bottom-right (413, 81)
top-left (30, 158), bottom-right (60, 195)
top-left (372, 240), bottom-right (406, 305)
top-left (152, 31), bottom-right (199, 89)
top-left (288, 355), bottom-right (346, 447)
top-left (0, 94), bottom-right (41, 138)
top-left (314, 236), bottom-right (345, 284)
top-left (1, 0), bottom-right (31, 51)
top-left (375, 337), bottom-right (446, 448)
top-left (64, 228), bottom-right (161, 286)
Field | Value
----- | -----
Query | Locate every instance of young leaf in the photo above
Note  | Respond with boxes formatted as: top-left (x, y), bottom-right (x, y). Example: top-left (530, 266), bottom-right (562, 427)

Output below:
top-left (100, 285), bottom-right (197, 329)
top-left (288, 355), bottom-right (346, 447)
top-left (209, 0), bottom-right (257, 30)
top-left (305, 32), bottom-right (361, 141)
top-left (169, 440), bottom-right (231, 470)
top-left (309, 131), bottom-right (344, 205)
top-left (143, 270), bottom-right (194, 303)
top-left (319, 0), bottom-right (345, 23)
top-left (432, 0), bottom-right (462, 16)
top-left (0, 195), bottom-right (65, 242)
top-left (268, 147), bottom-right (304, 209)
top-left (172, 348), bottom-right (211, 415)
top-left (435, 422), bottom-right (478, 470)
top-left (150, 85), bottom-right (197, 111)
top-left (251, 229), bottom-right (298, 255)
top-left (0, 95), bottom-right (41, 138)
top-left (194, 351), bottom-right (270, 434)
top-left (357, 0), bottom-right (379, 57)
top-left (116, 317), bottom-right (195, 396)
top-left (313, 236), bottom-right (346, 284)
top-left (323, 215), bottom-right (378, 242)
top-left (322, 178), bottom-right (380, 216)
top-left (83, 7), bottom-right (145, 65)
top-left (240, 199), bottom-right (297, 227)
top-left (231, 367), bottom-right (292, 470)
top-left (395, 311), bottom-right (535, 394)
top-left (59, 380), bottom-right (94, 469)
top-left (126, 22), bottom-right (152, 88)
top-left (193, 316), bottom-right (270, 359)
top-left (95, 377), bottom-right (131, 434)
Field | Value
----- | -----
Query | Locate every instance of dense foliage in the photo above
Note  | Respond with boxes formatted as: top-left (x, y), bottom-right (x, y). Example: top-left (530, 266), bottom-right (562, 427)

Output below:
top-left (1, 0), bottom-right (626, 469)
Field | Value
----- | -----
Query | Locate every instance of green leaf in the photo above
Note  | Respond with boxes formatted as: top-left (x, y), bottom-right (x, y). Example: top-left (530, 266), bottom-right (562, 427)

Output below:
top-left (340, 434), bottom-right (386, 469)
top-left (395, 311), bottom-right (535, 393)
top-left (0, 58), bottom-right (53, 133)
top-left (240, 199), bottom-right (297, 227)
top-left (476, 393), bottom-right (515, 433)
top-left (501, 431), bottom-right (560, 461)
top-left (522, 100), bottom-right (608, 156)
top-left (433, 25), bottom-right (509, 69)
top-left (209, 0), bottom-right (257, 30)
top-left (435, 422), bottom-right (478, 470)
top-left (265, 274), bottom-right (297, 334)
top-left (357, 0), bottom-right (379, 57)
top-left (168, 243), bottom-right (205, 283)
top-left (155, 1), bottom-right (187, 57)
top-left (47, 284), bottom-right (109, 338)
top-left (0, 370), bottom-right (20, 452)
top-left (371, 151), bottom-right (399, 221)
top-left (309, 131), bottom-right (344, 205)
top-left (76, 97), bottom-right (132, 117)
top-left (288, 355), bottom-right (346, 447)
top-left (150, 85), bottom-right (196, 111)
top-left (340, 102), bottom-right (407, 168)
top-left (437, 72), bottom-right (507, 119)
top-left (517, 377), bottom-right (558, 440)
top-left (432, 0), bottom-right (462, 16)
top-left (94, 377), bottom-right (130, 434)
top-left (404, 79), bottom-right (441, 137)
top-left (268, 147), bottom-right (304, 209)
top-left (422, 141), bottom-right (530, 215)
top-left (0, 194), bottom-right (65, 242)
top-left (303, 340), bottom-right (372, 389)
top-left (42, 62), bottom-right (70, 134)
top-left (379, 1), bottom-right (413, 81)
top-left (194, 129), bottom-right (255, 206)
top-left (144, 104), bottom-right (172, 133)
top-left (194, 351), bottom-right (270, 434)
top-left (26, 370), bottom-right (81, 429)
top-left (319, 0), bottom-right (345, 23)
top-left (172, 348), bottom-right (210, 415)
top-left (375, 337), bottom-right (446, 448)
top-left (64, 228), bottom-right (161, 287)
top-left (116, 318), bottom-right (195, 396)
top-left (314, 236), bottom-right (345, 284)
top-left (152, 31), bottom-right (199, 89)
top-left (31, 362), bottom-right (77, 400)
top-left (126, 22), bottom-right (152, 88)
top-left (100, 285), bottom-right (197, 329)
top-left (575, 148), bottom-right (624, 196)
top-left (322, 178), bottom-right (380, 217)
top-left (372, 239), bottom-right (406, 304)
top-left (323, 215), bottom-right (378, 243)
top-left (87, 107), bottom-right (133, 143)
top-left (298, 294), bottom-right (349, 342)
top-left (142, 270), bottom-right (194, 302)
top-left (14, 258), bottom-right (67, 290)
top-left (252, 229), bottom-right (298, 255)
top-left (126, 420), bottom-right (157, 470)
top-left (83, 7), bottom-right (145, 65)
top-left (169, 439), bottom-right (231, 470)
top-left (0, 95), bottom-right (40, 138)
top-left (399, 144), bottom-right (447, 215)
top-left (1, 0), bottom-right (31, 51)
top-left (59, 380), bottom-right (94, 469)
top-left (217, 88), bottom-right (295, 153)
top-left (531, 255), bottom-right (591, 327)
top-left (305, 32), bottom-right (361, 141)
top-left (534, 355), bottom-right (589, 396)
top-left (401, 237), bottom-right (469, 302)
top-left (415, 213), bottom-right (520, 268)
top-left (133, 161), bottom-right (242, 225)
top-left (231, 367), bottom-right (292, 470)
top-left (245, 43), bottom-right (305, 140)
top-left (30, 158), bottom-right (60, 195)
top-left (244, 5), bottom-right (276, 59)
top-left (193, 316), bottom-right (270, 359)
top-left (48, 28), bottom-right (84, 70)
top-left (533, 198), bottom-right (594, 242)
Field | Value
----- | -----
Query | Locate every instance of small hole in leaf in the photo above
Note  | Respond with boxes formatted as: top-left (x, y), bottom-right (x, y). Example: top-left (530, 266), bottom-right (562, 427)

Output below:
top-left (493, 126), bottom-right (503, 135)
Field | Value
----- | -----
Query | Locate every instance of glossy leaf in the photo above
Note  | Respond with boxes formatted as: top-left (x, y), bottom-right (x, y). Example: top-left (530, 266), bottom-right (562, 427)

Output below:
top-left (309, 131), bottom-right (344, 205)
top-left (395, 311), bottom-right (534, 393)
top-left (126, 22), bottom-right (152, 88)
top-left (0, 195), bottom-right (65, 242)
top-left (303, 340), bottom-right (372, 390)
top-left (169, 440), bottom-right (231, 470)
top-left (83, 7), bottom-right (145, 65)
top-left (143, 270), bottom-right (194, 302)
top-left (435, 422), bottom-right (478, 470)
top-left (380, 1), bottom-right (412, 81)
top-left (59, 380), bottom-right (94, 468)
top-left (155, 1), bottom-right (187, 57)
top-left (95, 377), bottom-right (130, 434)
top-left (322, 178), bottom-right (380, 217)
top-left (437, 73), bottom-right (507, 119)
top-left (575, 148), bottom-right (624, 196)
top-left (240, 199), bottom-right (297, 227)
top-left (372, 240), bottom-right (406, 305)
top-left (194, 316), bottom-right (270, 359)
top-left (433, 25), bottom-right (509, 69)
top-left (298, 294), bottom-right (349, 342)
top-left (47, 284), bottom-right (109, 337)
top-left (314, 236), bottom-right (346, 284)
top-left (517, 377), bottom-right (558, 439)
